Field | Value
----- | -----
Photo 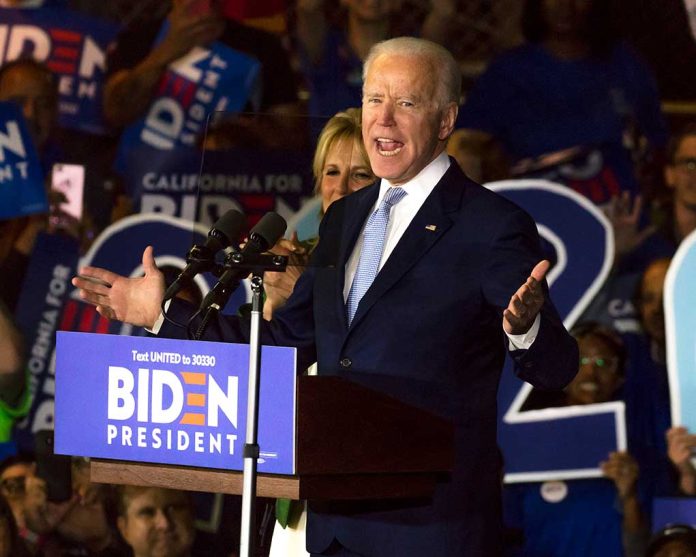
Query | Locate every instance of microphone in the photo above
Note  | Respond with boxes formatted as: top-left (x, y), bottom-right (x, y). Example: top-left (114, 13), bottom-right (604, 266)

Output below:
top-left (163, 209), bottom-right (246, 301)
top-left (199, 212), bottom-right (287, 311)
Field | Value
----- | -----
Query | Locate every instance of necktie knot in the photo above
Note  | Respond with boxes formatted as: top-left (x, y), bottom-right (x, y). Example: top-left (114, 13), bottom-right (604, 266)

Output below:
top-left (382, 187), bottom-right (407, 208)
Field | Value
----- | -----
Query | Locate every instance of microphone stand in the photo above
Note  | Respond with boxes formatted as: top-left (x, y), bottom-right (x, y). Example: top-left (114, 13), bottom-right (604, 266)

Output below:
top-left (191, 252), bottom-right (287, 557)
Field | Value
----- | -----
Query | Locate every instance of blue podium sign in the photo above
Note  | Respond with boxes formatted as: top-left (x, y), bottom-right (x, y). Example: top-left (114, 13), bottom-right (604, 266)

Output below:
top-left (55, 332), bottom-right (297, 474)
top-left (487, 180), bottom-right (625, 482)
top-left (665, 229), bottom-right (696, 430)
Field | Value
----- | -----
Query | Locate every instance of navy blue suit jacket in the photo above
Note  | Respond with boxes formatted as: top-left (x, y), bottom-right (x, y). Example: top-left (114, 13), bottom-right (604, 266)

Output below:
top-left (163, 160), bottom-right (578, 556)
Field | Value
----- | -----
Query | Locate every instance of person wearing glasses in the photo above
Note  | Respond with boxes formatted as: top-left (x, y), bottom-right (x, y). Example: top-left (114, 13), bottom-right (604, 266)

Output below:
top-left (504, 322), bottom-right (650, 557)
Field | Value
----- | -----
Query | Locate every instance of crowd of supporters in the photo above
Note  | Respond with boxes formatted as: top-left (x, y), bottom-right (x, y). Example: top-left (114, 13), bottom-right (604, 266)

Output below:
top-left (0, 0), bottom-right (695, 555)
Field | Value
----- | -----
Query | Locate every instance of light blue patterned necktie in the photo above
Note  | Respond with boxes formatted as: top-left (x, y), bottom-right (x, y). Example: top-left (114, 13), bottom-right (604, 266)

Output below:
top-left (347, 186), bottom-right (408, 324)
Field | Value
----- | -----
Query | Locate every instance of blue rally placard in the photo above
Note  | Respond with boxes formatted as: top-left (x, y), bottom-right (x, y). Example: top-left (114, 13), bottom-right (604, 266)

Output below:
top-left (0, 101), bottom-right (47, 219)
top-left (115, 23), bottom-right (260, 162)
top-left (665, 229), bottom-right (696, 430)
top-left (0, 7), bottom-right (119, 134)
top-left (55, 332), bottom-right (297, 474)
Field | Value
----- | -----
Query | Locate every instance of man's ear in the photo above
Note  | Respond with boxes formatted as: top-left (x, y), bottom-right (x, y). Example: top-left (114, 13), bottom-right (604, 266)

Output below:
top-left (117, 516), bottom-right (128, 541)
top-left (665, 165), bottom-right (676, 190)
top-left (439, 102), bottom-right (459, 141)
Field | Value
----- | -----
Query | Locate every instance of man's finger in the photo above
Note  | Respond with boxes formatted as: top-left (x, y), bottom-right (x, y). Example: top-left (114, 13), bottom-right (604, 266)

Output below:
top-left (142, 246), bottom-right (158, 275)
top-left (76, 266), bottom-right (117, 286)
top-left (72, 277), bottom-right (111, 297)
top-left (530, 260), bottom-right (550, 283)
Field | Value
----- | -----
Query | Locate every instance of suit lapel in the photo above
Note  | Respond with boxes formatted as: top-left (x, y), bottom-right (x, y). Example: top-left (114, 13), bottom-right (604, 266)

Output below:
top-left (347, 163), bottom-right (465, 330)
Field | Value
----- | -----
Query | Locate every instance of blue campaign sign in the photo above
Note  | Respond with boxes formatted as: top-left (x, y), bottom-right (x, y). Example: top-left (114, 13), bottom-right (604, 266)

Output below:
top-left (12, 214), bottom-right (250, 451)
top-left (13, 232), bottom-right (80, 449)
top-left (665, 229), bottom-right (696, 430)
top-left (55, 332), bottom-right (297, 474)
top-left (0, 7), bottom-right (119, 134)
top-left (0, 101), bottom-right (47, 219)
top-left (115, 25), bottom-right (260, 162)
top-left (487, 180), bottom-right (624, 482)
top-left (118, 145), bottom-right (314, 229)
top-left (652, 498), bottom-right (696, 532)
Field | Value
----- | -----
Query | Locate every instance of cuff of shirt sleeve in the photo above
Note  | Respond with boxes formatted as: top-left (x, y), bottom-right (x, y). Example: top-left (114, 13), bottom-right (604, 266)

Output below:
top-left (506, 313), bottom-right (540, 350)
top-left (146, 299), bottom-right (171, 335)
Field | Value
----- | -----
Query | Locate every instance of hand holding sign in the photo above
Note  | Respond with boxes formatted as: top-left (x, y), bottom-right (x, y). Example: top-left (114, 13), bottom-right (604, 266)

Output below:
top-left (72, 246), bottom-right (164, 328)
top-left (158, 0), bottom-right (225, 64)
top-left (503, 259), bottom-right (549, 335)
top-left (666, 426), bottom-right (696, 495)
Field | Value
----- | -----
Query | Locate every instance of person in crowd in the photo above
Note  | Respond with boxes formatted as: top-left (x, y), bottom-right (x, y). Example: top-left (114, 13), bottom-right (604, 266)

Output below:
top-left (0, 58), bottom-right (57, 157)
top-left (0, 453), bottom-right (34, 541)
top-left (263, 106), bottom-right (374, 320)
top-left (103, 0), bottom-right (299, 128)
top-left (73, 36), bottom-right (578, 556)
top-left (0, 300), bottom-right (30, 443)
top-left (505, 322), bottom-right (649, 557)
top-left (646, 524), bottom-right (696, 557)
top-left (658, 124), bottom-right (696, 246)
top-left (450, 0), bottom-right (667, 203)
top-left (0, 59), bottom-right (60, 312)
top-left (0, 452), bottom-right (123, 556)
top-left (0, 495), bottom-right (30, 557)
top-left (296, 0), bottom-right (456, 122)
top-left (115, 486), bottom-right (195, 557)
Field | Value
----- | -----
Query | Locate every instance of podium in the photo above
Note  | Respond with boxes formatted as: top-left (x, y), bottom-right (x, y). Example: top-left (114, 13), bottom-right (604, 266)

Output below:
top-left (90, 376), bottom-right (454, 501)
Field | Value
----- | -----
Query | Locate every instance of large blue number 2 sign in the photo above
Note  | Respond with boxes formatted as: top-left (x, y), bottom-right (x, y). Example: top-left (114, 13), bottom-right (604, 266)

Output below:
top-left (487, 180), bottom-right (625, 482)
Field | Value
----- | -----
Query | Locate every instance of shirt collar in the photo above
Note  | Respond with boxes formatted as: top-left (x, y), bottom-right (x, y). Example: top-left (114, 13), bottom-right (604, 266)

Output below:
top-left (376, 151), bottom-right (451, 207)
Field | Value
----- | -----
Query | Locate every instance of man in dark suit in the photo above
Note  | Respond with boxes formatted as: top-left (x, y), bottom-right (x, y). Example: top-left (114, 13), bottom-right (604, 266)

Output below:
top-left (73, 37), bottom-right (578, 557)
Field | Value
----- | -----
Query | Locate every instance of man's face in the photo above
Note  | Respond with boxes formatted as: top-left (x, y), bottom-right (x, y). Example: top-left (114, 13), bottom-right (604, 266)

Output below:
top-left (542, 0), bottom-right (593, 37)
top-left (666, 135), bottom-right (696, 211)
top-left (341, 0), bottom-right (402, 21)
top-left (639, 259), bottom-right (670, 344)
top-left (362, 53), bottom-right (456, 186)
top-left (0, 462), bottom-right (33, 504)
top-left (117, 488), bottom-right (195, 557)
top-left (0, 65), bottom-right (56, 151)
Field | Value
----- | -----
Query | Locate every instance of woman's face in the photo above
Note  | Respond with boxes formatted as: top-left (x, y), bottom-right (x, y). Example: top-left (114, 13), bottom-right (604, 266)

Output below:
top-left (319, 137), bottom-right (374, 212)
top-left (565, 334), bottom-right (622, 405)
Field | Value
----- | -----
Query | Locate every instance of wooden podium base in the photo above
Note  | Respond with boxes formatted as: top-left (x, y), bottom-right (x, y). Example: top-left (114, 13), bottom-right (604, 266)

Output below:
top-left (91, 459), bottom-right (438, 500)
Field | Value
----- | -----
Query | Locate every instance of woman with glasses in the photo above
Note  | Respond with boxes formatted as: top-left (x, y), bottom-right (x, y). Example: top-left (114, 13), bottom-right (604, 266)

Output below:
top-left (504, 322), bottom-right (651, 557)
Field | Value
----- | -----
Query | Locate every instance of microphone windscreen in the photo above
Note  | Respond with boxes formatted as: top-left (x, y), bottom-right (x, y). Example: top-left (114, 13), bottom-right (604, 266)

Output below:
top-left (207, 209), bottom-right (246, 251)
top-left (249, 212), bottom-right (287, 250)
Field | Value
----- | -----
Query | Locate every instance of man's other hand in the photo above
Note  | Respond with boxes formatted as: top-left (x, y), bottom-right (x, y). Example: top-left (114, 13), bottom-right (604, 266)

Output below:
top-left (503, 259), bottom-right (549, 335)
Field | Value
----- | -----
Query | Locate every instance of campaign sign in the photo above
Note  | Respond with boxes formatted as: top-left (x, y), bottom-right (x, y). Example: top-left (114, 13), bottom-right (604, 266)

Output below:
top-left (0, 101), bottom-right (47, 218)
top-left (55, 332), bottom-right (297, 474)
top-left (665, 229), bottom-right (696, 429)
top-left (120, 145), bottom-right (314, 229)
top-left (13, 232), bottom-right (79, 449)
top-left (487, 180), bottom-right (624, 482)
top-left (0, 7), bottom-right (119, 134)
top-left (652, 497), bottom-right (696, 531)
top-left (12, 214), bottom-right (250, 451)
top-left (116, 25), bottom-right (260, 162)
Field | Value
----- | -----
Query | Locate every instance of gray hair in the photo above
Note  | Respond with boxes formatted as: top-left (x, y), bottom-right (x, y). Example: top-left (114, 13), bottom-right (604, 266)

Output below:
top-left (362, 37), bottom-right (461, 109)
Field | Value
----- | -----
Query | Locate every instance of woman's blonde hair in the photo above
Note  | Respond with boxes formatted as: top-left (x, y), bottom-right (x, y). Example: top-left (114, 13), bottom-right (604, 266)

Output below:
top-left (312, 107), bottom-right (369, 195)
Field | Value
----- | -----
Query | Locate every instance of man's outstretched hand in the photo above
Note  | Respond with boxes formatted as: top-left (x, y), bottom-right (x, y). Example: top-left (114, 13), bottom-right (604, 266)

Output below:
top-left (503, 260), bottom-right (549, 335)
top-left (71, 246), bottom-right (165, 329)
